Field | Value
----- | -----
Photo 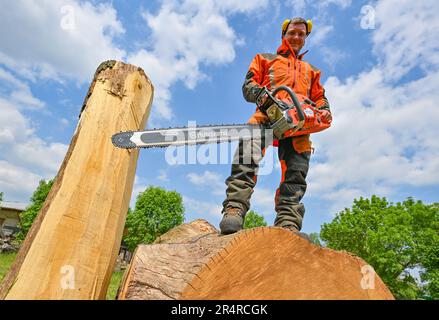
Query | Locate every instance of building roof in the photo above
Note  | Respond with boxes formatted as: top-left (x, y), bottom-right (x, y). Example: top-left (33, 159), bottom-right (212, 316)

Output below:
top-left (0, 201), bottom-right (28, 211)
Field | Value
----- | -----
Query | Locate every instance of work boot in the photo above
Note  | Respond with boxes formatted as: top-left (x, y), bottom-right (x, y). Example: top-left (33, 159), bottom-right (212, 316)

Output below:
top-left (220, 208), bottom-right (245, 235)
top-left (282, 225), bottom-right (311, 242)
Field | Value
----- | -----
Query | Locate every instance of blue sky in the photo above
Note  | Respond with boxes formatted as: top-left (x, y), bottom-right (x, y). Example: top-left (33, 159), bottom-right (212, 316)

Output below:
top-left (1, 0), bottom-right (438, 234)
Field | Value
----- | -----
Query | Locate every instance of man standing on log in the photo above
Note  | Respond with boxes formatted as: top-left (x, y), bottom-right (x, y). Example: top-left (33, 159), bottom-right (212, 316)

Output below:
top-left (220, 17), bottom-right (332, 238)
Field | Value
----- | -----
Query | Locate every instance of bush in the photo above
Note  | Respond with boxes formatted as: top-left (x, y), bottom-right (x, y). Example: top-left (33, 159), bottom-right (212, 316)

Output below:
top-left (244, 210), bottom-right (267, 229)
top-left (15, 179), bottom-right (54, 241)
top-left (123, 186), bottom-right (184, 251)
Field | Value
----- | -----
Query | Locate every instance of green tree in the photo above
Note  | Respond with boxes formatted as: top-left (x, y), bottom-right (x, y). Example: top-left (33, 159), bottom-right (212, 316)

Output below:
top-left (320, 195), bottom-right (439, 300)
top-left (244, 210), bottom-right (267, 229)
top-left (0, 192), bottom-right (3, 237)
top-left (309, 232), bottom-right (322, 246)
top-left (16, 179), bottom-right (54, 241)
top-left (123, 186), bottom-right (184, 251)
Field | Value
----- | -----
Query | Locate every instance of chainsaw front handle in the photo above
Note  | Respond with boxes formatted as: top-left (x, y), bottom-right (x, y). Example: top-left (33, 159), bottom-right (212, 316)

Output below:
top-left (270, 86), bottom-right (306, 122)
top-left (256, 86), bottom-right (306, 124)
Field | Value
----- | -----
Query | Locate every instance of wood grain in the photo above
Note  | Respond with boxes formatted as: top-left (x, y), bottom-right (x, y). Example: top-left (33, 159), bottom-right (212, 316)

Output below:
top-left (118, 221), bottom-right (394, 300)
top-left (0, 61), bottom-right (153, 300)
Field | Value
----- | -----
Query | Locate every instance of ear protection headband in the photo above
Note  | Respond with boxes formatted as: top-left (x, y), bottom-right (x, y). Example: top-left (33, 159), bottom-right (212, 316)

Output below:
top-left (282, 18), bottom-right (313, 36)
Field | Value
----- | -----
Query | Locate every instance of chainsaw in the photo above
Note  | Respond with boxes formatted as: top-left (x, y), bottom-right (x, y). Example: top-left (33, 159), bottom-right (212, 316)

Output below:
top-left (111, 86), bottom-right (331, 149)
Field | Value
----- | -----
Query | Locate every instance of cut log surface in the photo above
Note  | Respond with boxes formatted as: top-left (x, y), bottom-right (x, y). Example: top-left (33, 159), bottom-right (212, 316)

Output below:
top-left (118, 220), bottom-right (394, 300)
top-left (0, 61), bottom-right (153, 300)
top-left (117, 219), bottom-right (233, 300)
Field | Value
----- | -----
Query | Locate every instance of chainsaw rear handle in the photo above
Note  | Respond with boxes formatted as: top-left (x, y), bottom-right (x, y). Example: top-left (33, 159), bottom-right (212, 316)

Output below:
top-left (256, 86), bottom-right (305, 122)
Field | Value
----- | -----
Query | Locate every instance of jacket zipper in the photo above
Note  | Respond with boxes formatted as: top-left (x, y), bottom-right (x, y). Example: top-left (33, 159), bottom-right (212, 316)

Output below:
top-left (292, 58), bottom-right (297, 89)
top-left (287, 60), bottom-right (291, 84)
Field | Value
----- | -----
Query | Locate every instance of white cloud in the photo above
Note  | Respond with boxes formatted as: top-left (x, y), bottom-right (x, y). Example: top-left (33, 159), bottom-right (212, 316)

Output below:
top-left (0, 0), bottom-right (125, 83)
top-left (284, 0), bottom-right (307, 16)
top-left (187, 170), bottom-right (222, 186)
top-left (183, 195), bottom-right (223, 220)
top-left (215, 0), bottom-right (269, 14)
top-left (0, 0), bottom-right (127, 202)
top-left (319, 47), bottom-right (349, 72)
top-left (60, 118), bottom-right (70, 126)
top-left (187, 170), bottom-right (225, 195)
top-left (0, 68), bottom-right (27, 89)
top-left (306, 0), bottom-right (439, 214)
top-left (12, 139), bottom-right (67, 174)
top-left (0, 70), bottom-right (67, 202)
top-left (158, 169), bottom-right (169, 182)
top-left (372, 0), bottom-right (439, 81)
top-left (0, 0), bottom-right (272, 206)
top-left (0, 109), bottom-right (65, 203)
top-left (0, 72), bottom-right (68, 175)
top-left (185, 169), bottom-right (277, 221)
top-left (0, 49), bottom-right (68, 204)
top-left (0, 67), bottom-right (45, 109)
top-left (310, 69), bottom-right (439, 188)
top-left (317, 0), bottom-right (351, 9)
top-left (129, 175), bottom-right (149, 209)
top-left (9, 89), bottom-right (45, 110)
top-left (286, 0), bottom-right (352, 13)
top-left (0, 98), bottom-right (67, 198)
top-left (0, 99), bottom-right (31, 141)
top-left (306, 25), bottom-right (347, 69)
top-left (128, 0), bottom-right (268, 121)
top-left (0, 161), bottom-right (43, 202)
top-left (251, 187), bottom-right (276, 222)
top-left (285, 0), bottom-right (352, 16)
top-left (307, 25), bottom-right (334, 47)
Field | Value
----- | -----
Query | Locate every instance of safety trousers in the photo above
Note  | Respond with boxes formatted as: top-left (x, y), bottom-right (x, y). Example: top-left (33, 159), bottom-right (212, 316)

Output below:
top-left (222, 137), bottom-right (311, 230)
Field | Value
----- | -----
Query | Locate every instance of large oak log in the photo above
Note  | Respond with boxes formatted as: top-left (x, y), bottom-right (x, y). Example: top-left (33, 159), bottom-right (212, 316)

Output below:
top-left (0, 61), bottom-right (153, 299)
top-left (118, 219), bottom-right (394, 300)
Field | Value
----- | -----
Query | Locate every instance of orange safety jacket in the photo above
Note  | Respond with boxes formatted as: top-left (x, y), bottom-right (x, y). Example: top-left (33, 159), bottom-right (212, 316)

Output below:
top-left (243, 37), bottom-right (331, 153)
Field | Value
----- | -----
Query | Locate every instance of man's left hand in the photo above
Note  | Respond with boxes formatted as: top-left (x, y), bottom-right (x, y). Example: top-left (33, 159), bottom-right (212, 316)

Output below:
top-left (320, 110), bottom-right (332, 123)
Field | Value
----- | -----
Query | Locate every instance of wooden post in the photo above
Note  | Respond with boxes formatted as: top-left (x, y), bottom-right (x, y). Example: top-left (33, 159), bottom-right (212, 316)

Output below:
top-left (0, 61), bottom-right (153, 299)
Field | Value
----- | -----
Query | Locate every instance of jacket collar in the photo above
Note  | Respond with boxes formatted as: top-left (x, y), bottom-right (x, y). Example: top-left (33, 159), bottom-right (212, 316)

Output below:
top-left (277, 37), bottom-right (309, 60)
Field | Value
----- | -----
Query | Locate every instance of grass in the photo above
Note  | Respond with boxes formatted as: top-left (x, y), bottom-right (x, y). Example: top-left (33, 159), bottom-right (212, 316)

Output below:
top-left (0, 253), bottom-right (17, 282)
top-left (0, 253), bottom-right (125, 300)
top-left (106, 271), bottom-right (124, 300)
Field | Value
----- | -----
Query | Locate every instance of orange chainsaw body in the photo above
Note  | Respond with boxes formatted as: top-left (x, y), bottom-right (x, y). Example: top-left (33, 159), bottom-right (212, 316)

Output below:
top-left (282, 93), bottom-right (331, 138)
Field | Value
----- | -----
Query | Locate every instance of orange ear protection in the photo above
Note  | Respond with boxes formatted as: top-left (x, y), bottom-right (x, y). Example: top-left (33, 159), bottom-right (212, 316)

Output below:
top-left (282, 18), bottom-right (313, 36)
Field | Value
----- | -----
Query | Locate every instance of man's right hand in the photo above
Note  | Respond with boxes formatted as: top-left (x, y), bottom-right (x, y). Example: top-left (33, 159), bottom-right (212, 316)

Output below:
top-left (255, 87), bottom-right (272, 114)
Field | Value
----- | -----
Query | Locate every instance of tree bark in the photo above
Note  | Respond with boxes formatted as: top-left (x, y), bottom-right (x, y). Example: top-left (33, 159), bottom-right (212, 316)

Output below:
top-left (118, 220), bottom-right (395, 300)
top-left (0, 61), bottom-right (153, 300)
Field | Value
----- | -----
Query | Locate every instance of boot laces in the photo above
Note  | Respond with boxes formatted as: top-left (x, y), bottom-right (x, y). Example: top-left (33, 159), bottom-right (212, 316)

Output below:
top-left (224, 208), bottom-right (243, 217)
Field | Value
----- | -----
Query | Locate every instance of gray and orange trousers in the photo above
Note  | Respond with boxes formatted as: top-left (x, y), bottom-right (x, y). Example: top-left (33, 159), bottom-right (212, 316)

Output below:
top-left (222, 135), bottom-right (311, 230)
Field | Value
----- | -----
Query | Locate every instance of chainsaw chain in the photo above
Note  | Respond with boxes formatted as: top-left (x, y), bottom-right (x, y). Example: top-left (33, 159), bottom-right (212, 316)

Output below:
top-left (112, 123), bottom-right (269, 149)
